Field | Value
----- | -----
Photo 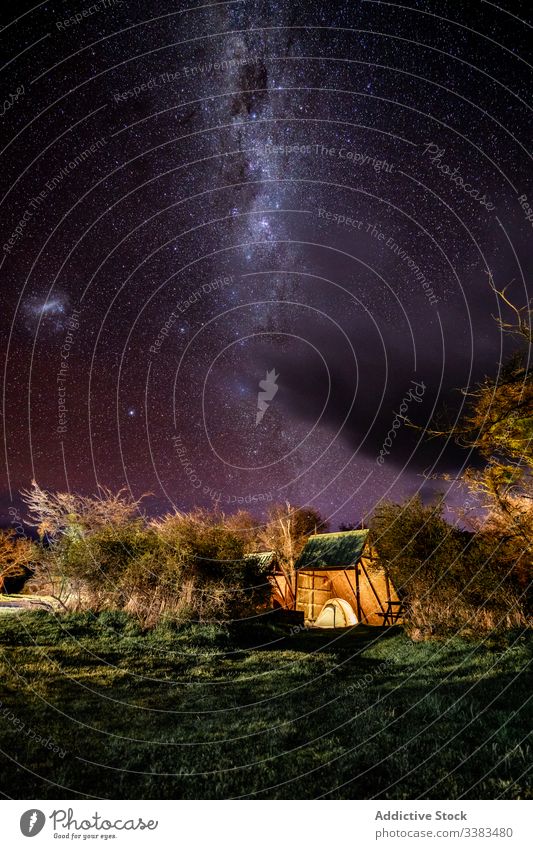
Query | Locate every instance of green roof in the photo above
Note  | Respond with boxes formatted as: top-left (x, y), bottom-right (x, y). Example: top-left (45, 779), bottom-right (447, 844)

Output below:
top-left (245, 551), bottom-right (276, 568)
top-left (295, 530), bottom-right (369, 571)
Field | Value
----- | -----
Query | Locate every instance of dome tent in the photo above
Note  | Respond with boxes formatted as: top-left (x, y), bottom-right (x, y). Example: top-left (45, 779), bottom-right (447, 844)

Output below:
top-left (314, 597), bottom-right (358, 628)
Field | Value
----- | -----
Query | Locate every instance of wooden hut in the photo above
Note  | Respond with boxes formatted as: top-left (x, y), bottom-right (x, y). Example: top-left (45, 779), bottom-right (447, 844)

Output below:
top-left (293, 530), bottom-right (402, 627)
top-left (257, 552), bottom-right (294, 610)
top-left (245, 551), bottom-right (296, 610)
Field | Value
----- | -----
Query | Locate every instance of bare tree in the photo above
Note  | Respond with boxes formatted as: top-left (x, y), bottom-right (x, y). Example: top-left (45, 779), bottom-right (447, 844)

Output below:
top-left (21, 480), bottom-right (144, 539)
top-left (257, 502), bottom-right (327, 604)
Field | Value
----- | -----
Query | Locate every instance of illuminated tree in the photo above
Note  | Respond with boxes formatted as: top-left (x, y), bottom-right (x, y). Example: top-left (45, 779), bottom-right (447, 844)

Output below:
top-left (257, 502), bottom-right (327, 602)
top-left (451, 284), bottom-right (532, 571)
top-left (0, 530), bottom-right (34, 593)
top-left (21, 480), bottom-right (143, 539)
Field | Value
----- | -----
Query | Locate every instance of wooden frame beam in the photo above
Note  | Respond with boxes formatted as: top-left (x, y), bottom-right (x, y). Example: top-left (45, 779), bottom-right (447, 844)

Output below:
top-left (360, 560), bottom-right (386, 613)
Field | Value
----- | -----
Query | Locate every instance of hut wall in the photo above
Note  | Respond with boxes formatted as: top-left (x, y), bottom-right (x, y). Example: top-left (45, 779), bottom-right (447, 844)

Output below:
top-left (327, 571), bottom-right (359, 614)
top-left (295, 561), bottom-right (400, 625)
top-left (269, 573), bottom-right (294, 609)
top-left (359, 557), bottom-right (400, 624)
top-left (295, 571), bottom-right (332, 621)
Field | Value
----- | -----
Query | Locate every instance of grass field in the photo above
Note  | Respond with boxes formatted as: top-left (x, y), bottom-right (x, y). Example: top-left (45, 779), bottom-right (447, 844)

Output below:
top-left (0, 611), bottom-right (530, 799)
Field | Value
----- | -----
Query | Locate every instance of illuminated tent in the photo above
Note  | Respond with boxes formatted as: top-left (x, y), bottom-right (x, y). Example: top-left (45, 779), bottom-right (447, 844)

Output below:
top-left (313, 597), bottom-right (358, 628)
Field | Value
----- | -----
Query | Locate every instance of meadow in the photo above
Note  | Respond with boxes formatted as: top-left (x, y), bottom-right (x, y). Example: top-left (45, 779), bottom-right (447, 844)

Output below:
top-left (0, 611), bottom-right (530, 800)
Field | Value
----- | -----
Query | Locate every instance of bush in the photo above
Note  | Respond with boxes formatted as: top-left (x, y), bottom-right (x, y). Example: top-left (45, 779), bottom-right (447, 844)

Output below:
top-left (370, 496), bottom-right (529, 636)
top-left (0, 530), bottom-right (36, 593)
top-left (32, 509), bottom-right (272, 625)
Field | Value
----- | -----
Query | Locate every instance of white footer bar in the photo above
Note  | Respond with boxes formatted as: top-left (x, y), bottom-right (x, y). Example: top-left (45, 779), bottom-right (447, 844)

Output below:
top-left (2, 799), bottom-right (531, 848)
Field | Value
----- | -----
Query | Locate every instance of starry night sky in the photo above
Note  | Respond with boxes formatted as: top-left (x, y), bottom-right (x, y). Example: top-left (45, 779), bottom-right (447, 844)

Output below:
top-left (1, 0), bottom-right (532, 527)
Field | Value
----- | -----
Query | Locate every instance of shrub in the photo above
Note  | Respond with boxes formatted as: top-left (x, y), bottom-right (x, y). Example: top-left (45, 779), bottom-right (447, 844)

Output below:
top-left (29, 507), bottom-right (272, 625)
top-left (370, 496), bottom-right (529, 636)
top-left (0, 530), bottom-right (36, 593)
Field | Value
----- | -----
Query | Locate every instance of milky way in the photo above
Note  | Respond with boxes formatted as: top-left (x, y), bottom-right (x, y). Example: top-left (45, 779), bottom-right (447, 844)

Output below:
top-left (1, 0), bottom-right (532, 527)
